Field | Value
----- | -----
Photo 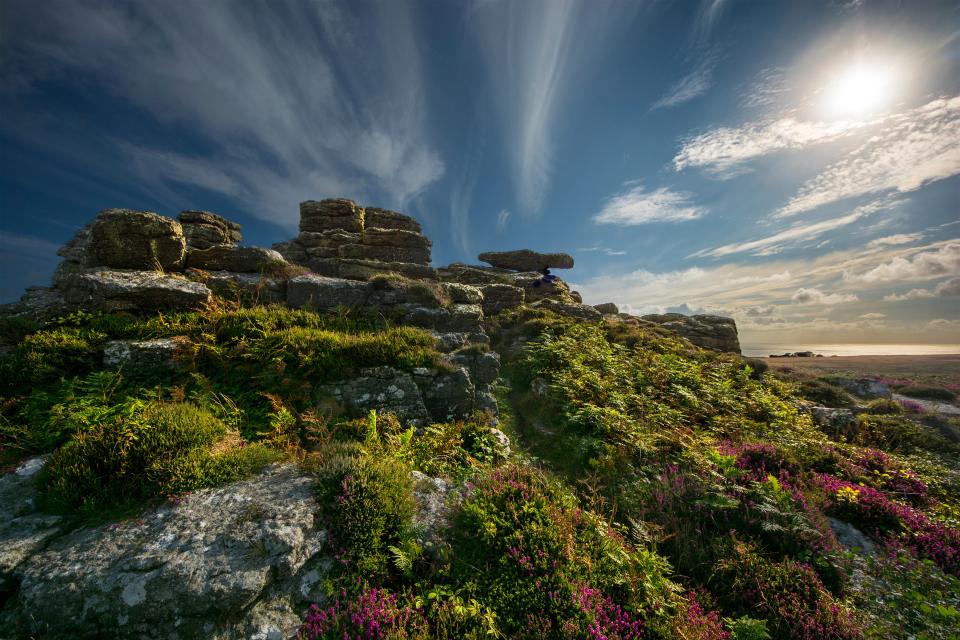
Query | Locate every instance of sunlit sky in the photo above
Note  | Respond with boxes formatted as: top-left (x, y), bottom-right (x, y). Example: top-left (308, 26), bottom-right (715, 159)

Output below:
top-left (1, 0), bottom-right (958, 348)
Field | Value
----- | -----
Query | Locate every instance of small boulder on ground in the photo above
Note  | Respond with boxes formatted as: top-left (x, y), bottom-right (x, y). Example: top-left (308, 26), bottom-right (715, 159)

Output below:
top-left (478, 250), bottom-right (574, 272)
top-left (88, 209), bottom-right (186, 271)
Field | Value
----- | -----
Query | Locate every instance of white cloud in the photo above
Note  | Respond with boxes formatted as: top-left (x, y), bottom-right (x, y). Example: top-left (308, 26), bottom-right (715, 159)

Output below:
top-left (845, 242), bottom-right (960, 283)
top-left (791, 287), bottom-right (858, 305)
top-left (867, 233), bottom-right (924, 248)
top-left (496, 209), bottom-right (511, 231)
top-left (776, 96), bottom-right (960, 217)
top-left (692, 199), bottom-right (895, 258)
top-left (593, 184), bottom-right (707, 226)
top-left (883, 276), bottom-right (960, 300)
top-left (674, 116), bottom-right (871, 175)
top-left (1, 1), bottom-right (445, 228)
top-left (652, 62), bottom-right (714, 110)
top-left (725, 271), bottom-right (792, 285)
top-left (742, 67), bottom-right (788, 109)
top-left (578, 246), bottom-right (627, 256)
top-left (859, 312), bottom-right (887, 319)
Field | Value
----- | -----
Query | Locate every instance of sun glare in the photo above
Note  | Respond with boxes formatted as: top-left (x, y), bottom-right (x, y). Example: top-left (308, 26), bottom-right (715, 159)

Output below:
top-left (820, 60), bottom-right (899, 119)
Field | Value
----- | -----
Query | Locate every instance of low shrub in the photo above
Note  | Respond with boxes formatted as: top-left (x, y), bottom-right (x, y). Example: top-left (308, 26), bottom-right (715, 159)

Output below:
top-left (313, 446), bottom-right (416, 579)
top-left (447, 464), bottom-right (682, 638)
top-left (717, 541), bottom-right (863, 640)
top-left (39, 401), bottom-right (278, 514)
top-left (899, 386), bottom-right (956, 403)
top-left (799, 380), bottom-right (855, 408)
top-left (862, 398), bottom-right (902, 415)
top-left (299, 588), bottom-right (428, 640)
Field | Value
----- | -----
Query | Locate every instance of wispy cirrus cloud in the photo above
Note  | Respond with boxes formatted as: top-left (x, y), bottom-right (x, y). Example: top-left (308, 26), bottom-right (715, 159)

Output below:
top-left (691, 198), bottom-right (899, 258)
top-left (0, 0), bottom-right (444, 228)
top-left (651, 59), bottom-right (716, 110)
top-left (776, 96), bottom-right (960, 217)
top-left (593, 184), bottom-right (707, 226)
top-left (673, 116), bottom-right (872, 175)
top-left (867, 233), bottom-right (924, 249)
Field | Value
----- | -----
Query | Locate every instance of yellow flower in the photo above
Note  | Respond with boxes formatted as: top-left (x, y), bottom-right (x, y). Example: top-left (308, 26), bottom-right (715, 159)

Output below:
top-left (836, 486), bottom-right (860, 504)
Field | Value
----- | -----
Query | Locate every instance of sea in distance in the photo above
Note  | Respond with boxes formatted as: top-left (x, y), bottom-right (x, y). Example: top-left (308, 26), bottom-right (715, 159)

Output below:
top-left (742, 343), bottom-right (960, 358)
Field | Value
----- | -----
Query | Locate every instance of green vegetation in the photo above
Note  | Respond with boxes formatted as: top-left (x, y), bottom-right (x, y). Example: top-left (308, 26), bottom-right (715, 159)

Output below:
top-left (899, 385), bottom-right (957, 403)
top-left (3, 300), bottom-right (959, 639)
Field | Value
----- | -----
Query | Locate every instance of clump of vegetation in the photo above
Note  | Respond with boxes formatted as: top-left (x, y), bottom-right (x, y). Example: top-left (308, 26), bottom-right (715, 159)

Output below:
top-left (39, 400), bottom-right (278, 515)
top-left (862, 398), bottom-right (902, 415)
top-left (798, 378), bottom-right (856, 408)
top-left (313, 441), bottom-right (417, 579)
top-left (899, 385), bottom-right (957, 403)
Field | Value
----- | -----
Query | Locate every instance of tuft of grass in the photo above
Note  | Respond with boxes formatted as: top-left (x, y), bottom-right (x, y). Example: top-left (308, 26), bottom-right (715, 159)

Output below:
top-left (899, 385), bottom-right (956, 403)
top-left (38, 401), bottom-right (279, 516)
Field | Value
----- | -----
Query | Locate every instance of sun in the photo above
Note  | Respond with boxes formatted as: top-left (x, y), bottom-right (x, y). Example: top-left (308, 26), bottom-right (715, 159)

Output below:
top-left (820, 60), bottom-right (899, 119)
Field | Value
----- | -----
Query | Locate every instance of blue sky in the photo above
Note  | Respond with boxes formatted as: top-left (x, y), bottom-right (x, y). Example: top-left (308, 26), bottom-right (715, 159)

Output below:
top-left (1, 0), bottom-right (958, 347)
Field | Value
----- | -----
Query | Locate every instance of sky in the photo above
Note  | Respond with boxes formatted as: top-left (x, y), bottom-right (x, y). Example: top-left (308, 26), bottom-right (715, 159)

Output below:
top-left (1, 0), bottom-right (958, 349)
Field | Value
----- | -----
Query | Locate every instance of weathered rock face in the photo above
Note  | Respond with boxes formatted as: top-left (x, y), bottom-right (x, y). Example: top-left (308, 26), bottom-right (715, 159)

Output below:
top-left (811, 406), bottom-right (858, 440)
top-left (479, 283), bottom-right (525, 315)
top-left (531, 299), bottom-right (603, 322)
top-left (299, 198), bottom-right (363, 233)
top-left (88, 209), bottom-right (187, 271)
top-left (178, 210), bottom-right (242, 250)
top-left (1, 463), bottom-right (329, 640)
top-left (593, 302), bottom-right (619, 315)
top-left (201, 270), bottom-right (287, 304)
top-left (318, 366), bottom-right (431, 424)
top-left (0, 457), bottom-right (63, 602)
top-left (274, 200), bottom-right (433, 281)
top-left (186, 246), bottom-right (285, 273)
top-left (478, 250), bottom-right (574, 272)
top-left (59, 269), bottom-right (212, 312)
top-left (640, 313), bottom-right (741, 354)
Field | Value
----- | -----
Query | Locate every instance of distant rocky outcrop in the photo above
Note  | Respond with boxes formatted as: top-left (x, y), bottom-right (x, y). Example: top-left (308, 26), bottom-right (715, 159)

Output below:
top-left (638, 313), bottom-right (741, 354)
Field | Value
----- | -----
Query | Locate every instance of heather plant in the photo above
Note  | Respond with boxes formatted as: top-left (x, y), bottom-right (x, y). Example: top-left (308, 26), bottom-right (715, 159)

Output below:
top-left (298, 588), bottom-right (429, 640)
top-left (313, 445), bottom-right (416, 580)
top-left (446, 464), bottom-right (683, 638)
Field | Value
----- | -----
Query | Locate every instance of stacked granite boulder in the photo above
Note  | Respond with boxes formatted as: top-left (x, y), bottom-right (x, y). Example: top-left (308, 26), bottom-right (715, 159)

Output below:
top-left (273, 199), bottom-right (435, 281)
top-left (5, 207), bottom-right (289, 316)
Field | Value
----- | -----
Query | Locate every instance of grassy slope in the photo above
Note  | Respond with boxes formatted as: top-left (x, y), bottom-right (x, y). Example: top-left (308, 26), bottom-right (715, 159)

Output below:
top-left (2, 302), bottom-right (959, 639)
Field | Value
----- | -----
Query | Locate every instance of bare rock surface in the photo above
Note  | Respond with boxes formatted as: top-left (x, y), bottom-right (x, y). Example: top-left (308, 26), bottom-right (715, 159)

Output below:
top-left (299, 199), bottom-right (363, 233)
top-left (317, 366), bottom-right (431, 424)
top-left (178, 211), bottom-right (242, 250)
top-left (88, 209), bottom-right (186, 271)
top-left (593, 302), bottom-right (619, 315)
top-left (186, 246), bottom-right (285, 273)
top-left (60, 269), bottom-right (212, 312)
top-left (1, 463), bottom-right (328, 640)
top-left (640, 313), bottom-right (741, 354)
top-left (478, 250), bottom-right (574, 272)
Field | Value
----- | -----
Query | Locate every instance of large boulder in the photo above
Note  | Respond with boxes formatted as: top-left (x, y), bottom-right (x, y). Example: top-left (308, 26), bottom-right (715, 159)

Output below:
top-left (88, 209), bottom-right (186, 271)
top-left (299, 199), bottom-right (362, 233)
top-left (200, 271), bottom-right (287, 304)
top-left (478, 250), bottom-right (574, 272)
top-left (177, 211), bottom-right (242, 250)
top-left (338, 228), bottom-right (431, 264)
top-left (186, 246), bottom-right (285, 273)
top-left (1, 463), bottom-right (328, 640)
top-left (640, 313), bottom-right (741, 354)
top-left (285, 274), bottom-right (370, 310)
top-left (593, 302), bottom-right (619, 315)
top-left (60, 269), bottom-right (211, 312)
